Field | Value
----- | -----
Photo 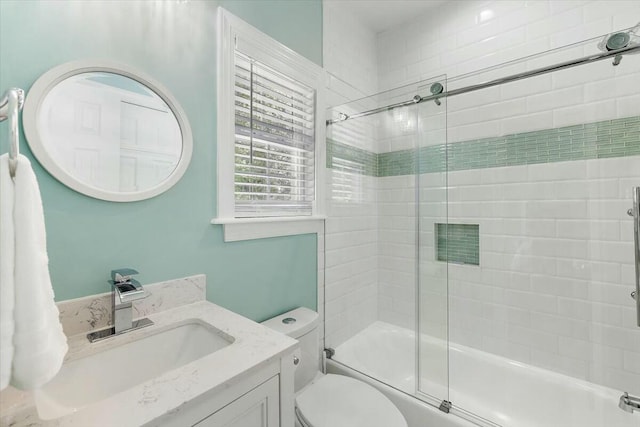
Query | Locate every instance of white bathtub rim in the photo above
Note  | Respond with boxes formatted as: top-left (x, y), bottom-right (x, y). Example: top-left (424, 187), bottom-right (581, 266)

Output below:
top-left (337, 320), bottom-right (631, 400)
top-left (326, 358), bottom-right (481, 427)
top-left (330, 321), bottom-right (638, 427)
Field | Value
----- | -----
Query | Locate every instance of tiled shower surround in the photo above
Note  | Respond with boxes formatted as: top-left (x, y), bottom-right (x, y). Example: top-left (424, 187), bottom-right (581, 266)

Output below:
top-left (326, 116), bottom-right (640, 392)
top-left (328, 124), bottom-right (640, 395)
top-left (446, 158), bottom-right (640, 391)
top-left (323, 0), bottom-right (640, 396)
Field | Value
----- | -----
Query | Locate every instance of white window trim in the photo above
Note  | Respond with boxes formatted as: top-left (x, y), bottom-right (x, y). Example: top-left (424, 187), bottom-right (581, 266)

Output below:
top-left (214, 7), bottom-right (326, 242)
top-left (211, 216), bottom-right (325, 242)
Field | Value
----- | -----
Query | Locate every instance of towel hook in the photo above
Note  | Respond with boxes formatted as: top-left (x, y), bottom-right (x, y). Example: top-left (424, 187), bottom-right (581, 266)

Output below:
top-left (0, 88), bottom-right (26, 178)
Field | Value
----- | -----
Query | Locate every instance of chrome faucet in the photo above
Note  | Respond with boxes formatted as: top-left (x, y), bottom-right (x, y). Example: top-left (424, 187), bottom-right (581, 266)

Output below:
top-left (87, 268), bottom-right (154, 342)
top-left (111, 268), bottom-right (147, 333)
top-left (619, 392), bottom-right (640, 413)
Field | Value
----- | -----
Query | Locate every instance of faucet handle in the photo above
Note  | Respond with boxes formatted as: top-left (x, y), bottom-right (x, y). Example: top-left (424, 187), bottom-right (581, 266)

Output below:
top-left (110, 268), bottom-right (145, 303)
top-left (111, 268), bottom-right (139, 283)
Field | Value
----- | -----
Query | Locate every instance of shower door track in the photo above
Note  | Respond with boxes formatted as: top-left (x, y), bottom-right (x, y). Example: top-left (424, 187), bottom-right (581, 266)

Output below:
top-left (326, 43), bottom-right (640, 125)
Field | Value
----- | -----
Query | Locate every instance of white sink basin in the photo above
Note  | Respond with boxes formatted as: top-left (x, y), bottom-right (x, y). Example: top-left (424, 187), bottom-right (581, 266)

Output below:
top-left (35, 320), bottom-right (234, 420)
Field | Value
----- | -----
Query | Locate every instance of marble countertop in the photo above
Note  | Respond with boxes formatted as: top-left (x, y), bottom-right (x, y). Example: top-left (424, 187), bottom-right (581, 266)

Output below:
top-left (0, 295), bottom-right (298, 426)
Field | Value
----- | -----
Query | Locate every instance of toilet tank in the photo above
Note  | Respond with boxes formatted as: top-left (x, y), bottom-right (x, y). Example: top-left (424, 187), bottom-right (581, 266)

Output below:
top-left (262, 307), bottom-right (319, 392)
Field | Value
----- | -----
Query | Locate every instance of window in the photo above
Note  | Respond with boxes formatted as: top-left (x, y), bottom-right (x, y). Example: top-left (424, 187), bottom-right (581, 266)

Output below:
top-left (214, 8), bottom-right (325, 241)
top-left (234, 52), bottom-right (316, 217)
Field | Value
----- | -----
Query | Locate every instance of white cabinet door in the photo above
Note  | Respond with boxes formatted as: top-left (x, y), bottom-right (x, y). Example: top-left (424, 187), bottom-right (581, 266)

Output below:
top-left (194, 376), bottom-right (280, 427)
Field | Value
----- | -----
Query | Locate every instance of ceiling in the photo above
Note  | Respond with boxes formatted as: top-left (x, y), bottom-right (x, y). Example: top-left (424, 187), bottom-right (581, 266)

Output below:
top-left (330, 0), bottom-right (447, 33)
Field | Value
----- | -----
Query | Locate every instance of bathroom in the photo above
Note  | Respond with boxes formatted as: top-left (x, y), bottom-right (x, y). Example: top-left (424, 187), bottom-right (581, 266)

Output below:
top-left (0, 0), bottom-right (639, 426)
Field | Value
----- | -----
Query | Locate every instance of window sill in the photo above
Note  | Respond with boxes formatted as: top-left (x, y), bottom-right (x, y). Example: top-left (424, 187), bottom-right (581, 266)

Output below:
top-left (211, 216), bottom-right (326, 242)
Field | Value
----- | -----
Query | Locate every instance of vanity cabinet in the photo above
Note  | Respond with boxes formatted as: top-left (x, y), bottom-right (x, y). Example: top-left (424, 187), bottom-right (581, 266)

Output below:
top-left (194, 376), bottom-right (279, 427)
top-left (151, 354), bottom-right (296, 427)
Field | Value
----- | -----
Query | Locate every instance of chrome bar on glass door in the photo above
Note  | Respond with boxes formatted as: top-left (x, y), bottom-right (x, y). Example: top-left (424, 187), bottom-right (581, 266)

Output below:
top-left (326, 43), bottom-right (640, 125)
top-left (631, 186), bottom-right (640, 327)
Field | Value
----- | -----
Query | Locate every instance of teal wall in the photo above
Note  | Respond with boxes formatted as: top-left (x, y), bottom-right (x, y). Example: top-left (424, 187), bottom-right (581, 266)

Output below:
top-left (0, 0), bottom-right (322, 322)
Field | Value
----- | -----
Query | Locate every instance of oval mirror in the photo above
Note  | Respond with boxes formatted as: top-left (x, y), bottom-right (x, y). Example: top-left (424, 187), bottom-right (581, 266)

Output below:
top-left (23, 61), bottom-right (192, 202)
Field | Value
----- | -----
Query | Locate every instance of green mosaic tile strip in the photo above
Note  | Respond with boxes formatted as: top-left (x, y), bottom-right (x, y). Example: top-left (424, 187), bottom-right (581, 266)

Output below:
top-left (378, 148), bottom-right (416, 176)
top-left (445, 116), bottom-right (640, 173)
top-left (436, 223), bottom-right (480, 266)
top-left (415, 144), bottom-right (449, 177)
top-left (328, 116), bottom-right (640, 177)
top-left (326, 138), bottom-right (378, 176)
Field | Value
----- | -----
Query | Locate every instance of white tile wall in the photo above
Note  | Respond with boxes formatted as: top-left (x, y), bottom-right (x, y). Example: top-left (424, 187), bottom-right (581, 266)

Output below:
top-left (377, 0), bottom-right (640, 142)
top-left (323, 2), bottom-right (380, 349)
top-left (378, 175), bottom-right (417, 330)
top-left (324, 172), bottom-right (379, 347)
top-left (436, 156), bottom-right (640, 393)
top-left (324, 1), bottom-right (378, 96)
top-left (379, 0), bottom-right (640, 87)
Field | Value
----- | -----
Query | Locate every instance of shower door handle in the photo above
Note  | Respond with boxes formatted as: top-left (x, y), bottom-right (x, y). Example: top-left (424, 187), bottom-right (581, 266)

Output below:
top-left (630, 187), bottom-right (640, 327)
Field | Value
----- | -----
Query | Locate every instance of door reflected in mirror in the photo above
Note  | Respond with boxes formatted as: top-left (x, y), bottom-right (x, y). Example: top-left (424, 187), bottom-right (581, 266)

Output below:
top-left (40, 73), bottom-right (181, 193)
top-left (23, 62), bottom-right (192, 202)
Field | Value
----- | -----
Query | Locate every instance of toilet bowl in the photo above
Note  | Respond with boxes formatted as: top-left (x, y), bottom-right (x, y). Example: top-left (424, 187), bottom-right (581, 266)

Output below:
top-left (262, 308), bottom-right (407, 427)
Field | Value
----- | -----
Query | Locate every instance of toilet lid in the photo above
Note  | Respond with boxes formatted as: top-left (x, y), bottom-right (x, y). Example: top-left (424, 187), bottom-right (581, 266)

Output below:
top-left (295, 374), bottom-right (407, 427)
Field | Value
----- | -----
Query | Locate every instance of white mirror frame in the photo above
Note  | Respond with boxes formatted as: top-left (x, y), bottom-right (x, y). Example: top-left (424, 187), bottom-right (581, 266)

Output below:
top-left (23, 60), bottom-right (193, 202)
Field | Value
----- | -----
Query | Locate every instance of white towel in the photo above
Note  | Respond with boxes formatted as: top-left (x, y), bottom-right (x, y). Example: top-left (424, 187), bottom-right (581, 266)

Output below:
top-left (10, 154), bottom-right (67, 390)
top-left (0, 154), bottom-right (15, 390)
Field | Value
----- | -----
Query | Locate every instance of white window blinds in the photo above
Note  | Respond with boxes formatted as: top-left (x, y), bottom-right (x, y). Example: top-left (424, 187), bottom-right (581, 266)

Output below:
top-left (234, 51), bottom-right (316, 217)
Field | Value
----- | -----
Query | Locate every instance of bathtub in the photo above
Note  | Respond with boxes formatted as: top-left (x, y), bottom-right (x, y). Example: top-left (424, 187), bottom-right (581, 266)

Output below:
top-left (326, 359), bottom-right (473, 427)
top-left (327, 321), bottom-right (638, 427)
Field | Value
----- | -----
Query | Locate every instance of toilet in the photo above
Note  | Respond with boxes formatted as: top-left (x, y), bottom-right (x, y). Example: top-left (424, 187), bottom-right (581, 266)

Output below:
top-left (262, 307), bottom-right (407, 427)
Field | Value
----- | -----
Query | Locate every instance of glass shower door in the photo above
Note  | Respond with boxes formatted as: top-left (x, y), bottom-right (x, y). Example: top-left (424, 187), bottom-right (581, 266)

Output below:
top-left (324, 86), bottom-right (422, 396)
top-left (415, 76), bottom-right (450, 406)
top-left (324, 75), bottom-right (451, 408)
